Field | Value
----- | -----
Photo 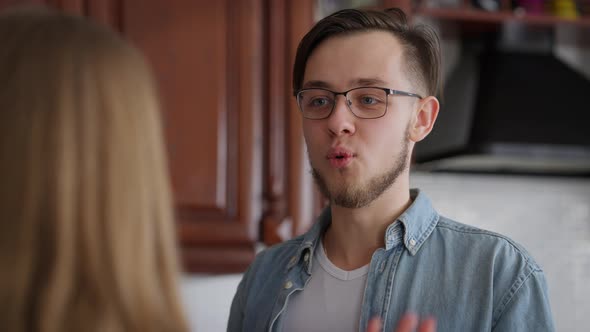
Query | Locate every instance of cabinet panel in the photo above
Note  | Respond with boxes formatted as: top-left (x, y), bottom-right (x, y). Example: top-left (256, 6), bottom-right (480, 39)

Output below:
top-left (124, 0), bottom-right (229, 211)
top-left (123, 0), bottom-right (264, 272)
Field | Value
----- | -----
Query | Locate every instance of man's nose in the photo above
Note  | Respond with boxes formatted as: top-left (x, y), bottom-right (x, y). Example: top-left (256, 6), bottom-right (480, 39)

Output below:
top-left (327, 95), bottom-right (356, 137)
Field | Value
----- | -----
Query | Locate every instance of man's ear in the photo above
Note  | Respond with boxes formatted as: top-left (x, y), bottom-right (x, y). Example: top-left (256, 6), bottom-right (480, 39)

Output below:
top-left (408, 96), bottom-right (439, 143)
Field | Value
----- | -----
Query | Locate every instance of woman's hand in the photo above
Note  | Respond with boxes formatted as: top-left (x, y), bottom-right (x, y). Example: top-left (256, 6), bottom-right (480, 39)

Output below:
top-left (367, 313), bottom-right (436, 332)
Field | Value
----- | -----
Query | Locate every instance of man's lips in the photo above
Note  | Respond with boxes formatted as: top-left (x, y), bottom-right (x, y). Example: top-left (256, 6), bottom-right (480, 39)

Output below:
top-left (326, 147), bottom-right (355, 169)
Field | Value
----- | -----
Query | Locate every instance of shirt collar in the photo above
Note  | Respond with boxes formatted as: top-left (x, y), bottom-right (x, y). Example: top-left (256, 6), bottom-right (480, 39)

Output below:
top-left (392, 188), bottom-right (439, 255)
top-left (290, 189), bottom-right (439, 272)
top-left (286, 208), bottom-right (331, 273)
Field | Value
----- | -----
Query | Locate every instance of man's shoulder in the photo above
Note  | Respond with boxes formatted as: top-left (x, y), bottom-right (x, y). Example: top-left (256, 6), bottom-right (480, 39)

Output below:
top-left (432, 216), bottom-right (542, 271)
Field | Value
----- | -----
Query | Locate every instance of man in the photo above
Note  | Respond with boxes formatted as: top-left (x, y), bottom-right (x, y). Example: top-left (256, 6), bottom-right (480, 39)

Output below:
top-left (228, 8), bottom-right (554, 332)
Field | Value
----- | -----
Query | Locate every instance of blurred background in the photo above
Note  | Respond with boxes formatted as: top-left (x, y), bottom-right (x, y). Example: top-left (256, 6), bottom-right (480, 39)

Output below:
top-left (1, 0), bottom-right (588, 331)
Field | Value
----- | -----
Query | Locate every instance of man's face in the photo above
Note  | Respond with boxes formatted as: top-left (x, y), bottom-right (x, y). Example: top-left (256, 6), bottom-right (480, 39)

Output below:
top-left (301, 31), bottom-right (419, 208)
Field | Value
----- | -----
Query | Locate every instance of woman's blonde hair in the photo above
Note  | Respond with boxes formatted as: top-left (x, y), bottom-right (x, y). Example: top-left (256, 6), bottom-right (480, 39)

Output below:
top-left (0, 7), bottom-right (188, 332)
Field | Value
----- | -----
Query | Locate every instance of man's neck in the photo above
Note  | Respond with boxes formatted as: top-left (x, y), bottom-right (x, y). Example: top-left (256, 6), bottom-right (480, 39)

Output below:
top-left (324, 179), bottom-right (412, 271)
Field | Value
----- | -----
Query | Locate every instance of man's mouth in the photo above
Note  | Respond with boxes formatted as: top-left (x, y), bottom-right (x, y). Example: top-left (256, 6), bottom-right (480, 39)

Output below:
top-left (326, 148), bottom-right (355, 169)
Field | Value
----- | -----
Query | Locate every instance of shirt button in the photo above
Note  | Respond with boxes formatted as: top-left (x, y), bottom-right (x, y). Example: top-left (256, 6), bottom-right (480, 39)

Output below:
top-left (409, 238), bottom-right (417, 247)
top-left (284, 281), bottom-right (293, 289)
top-left (303, 252), bottom-right (310, 262)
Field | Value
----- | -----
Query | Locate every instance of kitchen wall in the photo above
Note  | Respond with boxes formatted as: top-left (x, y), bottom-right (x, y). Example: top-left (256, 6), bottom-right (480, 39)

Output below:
top-left (181, 171), bottom-right (590, 332)
top-left (181, 273), bottom-right (241, 332)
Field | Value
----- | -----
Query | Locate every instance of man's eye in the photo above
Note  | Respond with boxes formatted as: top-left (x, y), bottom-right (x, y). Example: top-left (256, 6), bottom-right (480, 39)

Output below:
top-left (361, 96), bottom-right (376, 104)
top-left (310, 97), bottom-right (330, 107)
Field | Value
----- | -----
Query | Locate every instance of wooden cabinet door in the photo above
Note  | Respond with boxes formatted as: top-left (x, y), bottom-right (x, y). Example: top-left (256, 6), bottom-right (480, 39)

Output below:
top-left (0, 0), bottom-right (320, 273)
top-left (122, 0), bottom-right (264, 273)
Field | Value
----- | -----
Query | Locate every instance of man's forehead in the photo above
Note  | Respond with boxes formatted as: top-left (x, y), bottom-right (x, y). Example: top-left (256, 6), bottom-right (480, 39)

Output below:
top-left (311, 30), bottom-right (403, 58)
top-left (302, 77), bottom-right (389, 89)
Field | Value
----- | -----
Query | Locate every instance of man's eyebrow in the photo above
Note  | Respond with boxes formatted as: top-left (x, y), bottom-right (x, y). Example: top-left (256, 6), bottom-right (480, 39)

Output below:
top-left (354, 78), bottom-right (388, 86)
top-left (302, 80), bottom-right (331, 89)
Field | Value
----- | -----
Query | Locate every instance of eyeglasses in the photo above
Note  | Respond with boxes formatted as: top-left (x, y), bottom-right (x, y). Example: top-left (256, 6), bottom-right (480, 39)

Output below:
top-left (295, 87), bottom-right (422, 120)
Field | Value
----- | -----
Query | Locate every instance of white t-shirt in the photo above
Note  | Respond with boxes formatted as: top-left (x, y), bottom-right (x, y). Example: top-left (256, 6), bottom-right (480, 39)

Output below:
top-left (282, 240), bottom-right (370, 332)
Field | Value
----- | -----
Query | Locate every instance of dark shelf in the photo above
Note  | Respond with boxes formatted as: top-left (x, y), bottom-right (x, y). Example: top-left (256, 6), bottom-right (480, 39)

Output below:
top-left (418, 7), bottom-right (590, 28)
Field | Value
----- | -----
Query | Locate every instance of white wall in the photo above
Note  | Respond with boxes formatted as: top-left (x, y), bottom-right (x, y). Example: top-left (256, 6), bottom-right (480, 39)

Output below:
top-left (181, 273), bottom-right (242, 332)
top-left (181, 172), bottom-right (590, 332)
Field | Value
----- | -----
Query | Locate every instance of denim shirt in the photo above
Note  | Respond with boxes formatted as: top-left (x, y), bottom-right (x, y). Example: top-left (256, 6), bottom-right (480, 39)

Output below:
top-left (228, 189), bottom-right (555, 332)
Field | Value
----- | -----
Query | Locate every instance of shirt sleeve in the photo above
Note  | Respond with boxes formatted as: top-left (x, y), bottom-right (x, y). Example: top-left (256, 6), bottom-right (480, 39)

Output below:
top-left (492, 269), bottom-right (555, 332)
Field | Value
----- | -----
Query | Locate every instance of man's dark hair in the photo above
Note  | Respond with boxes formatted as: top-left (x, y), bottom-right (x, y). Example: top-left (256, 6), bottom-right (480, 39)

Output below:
top-left (292, 8), bottom-right (441, 98)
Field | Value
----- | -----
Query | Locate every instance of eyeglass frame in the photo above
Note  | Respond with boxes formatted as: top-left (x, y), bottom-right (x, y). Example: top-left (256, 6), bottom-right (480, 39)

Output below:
top-left (295, 86), bottom-right (423, 120)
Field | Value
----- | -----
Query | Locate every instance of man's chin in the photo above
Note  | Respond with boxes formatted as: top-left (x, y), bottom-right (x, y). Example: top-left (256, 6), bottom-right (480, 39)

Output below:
top-left (323, 174), bottom-right (359, 191)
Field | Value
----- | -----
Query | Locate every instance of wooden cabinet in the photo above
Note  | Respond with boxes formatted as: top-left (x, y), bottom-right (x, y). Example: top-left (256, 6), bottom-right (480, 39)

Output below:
top-left (0, 0), bottom-right (321, 273)
top-left (122, 0), bottom-right (266, 273)
top-left (127, 0), bottom-right (323, 273)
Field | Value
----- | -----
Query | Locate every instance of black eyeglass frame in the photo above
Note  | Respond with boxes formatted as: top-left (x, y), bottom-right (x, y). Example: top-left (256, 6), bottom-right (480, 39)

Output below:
top-left (295, 86), bottom-right (423, 120)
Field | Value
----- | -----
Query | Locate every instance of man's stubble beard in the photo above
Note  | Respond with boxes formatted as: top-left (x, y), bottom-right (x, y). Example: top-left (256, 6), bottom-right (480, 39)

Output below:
top-left (310, 131), bottom-right (411, 209)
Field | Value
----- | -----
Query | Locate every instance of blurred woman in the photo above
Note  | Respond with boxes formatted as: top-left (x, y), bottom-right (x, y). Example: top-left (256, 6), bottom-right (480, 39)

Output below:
top-left (0, 7), bottom-right (188, 332)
